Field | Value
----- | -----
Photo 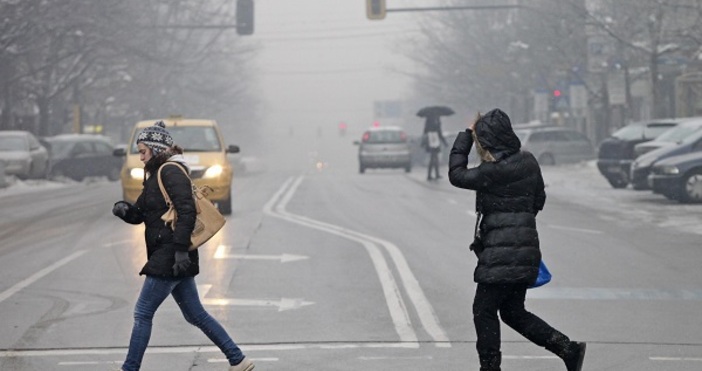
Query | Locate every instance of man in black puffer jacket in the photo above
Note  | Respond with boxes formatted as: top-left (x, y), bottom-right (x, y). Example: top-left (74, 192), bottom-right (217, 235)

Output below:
top-left (449, 109), bottom-right (586, 371)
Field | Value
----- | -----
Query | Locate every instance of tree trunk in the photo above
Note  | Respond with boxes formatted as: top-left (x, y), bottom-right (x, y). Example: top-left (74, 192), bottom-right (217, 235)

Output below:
top-left (37, 96), bottom-right (50, 137)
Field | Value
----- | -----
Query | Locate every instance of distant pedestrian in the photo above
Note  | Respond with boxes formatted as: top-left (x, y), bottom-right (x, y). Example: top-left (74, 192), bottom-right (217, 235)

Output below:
top-left (448, 109), bottom-right (586, 371)
top-left (112, 121), bottom-right (254, 371)
top-left (423, 115), bottom-right (448, 180)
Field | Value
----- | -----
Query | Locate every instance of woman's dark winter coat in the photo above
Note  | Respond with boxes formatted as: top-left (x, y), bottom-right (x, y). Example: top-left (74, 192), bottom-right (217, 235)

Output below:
top-left (117, 153), bottom-right (199, 277)
top-left (448, 108), bottom-right (546, 285)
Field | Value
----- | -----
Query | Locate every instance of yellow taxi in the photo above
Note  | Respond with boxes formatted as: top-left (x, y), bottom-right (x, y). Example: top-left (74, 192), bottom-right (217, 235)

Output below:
top-left (115, 118), bottom-right (239, 214)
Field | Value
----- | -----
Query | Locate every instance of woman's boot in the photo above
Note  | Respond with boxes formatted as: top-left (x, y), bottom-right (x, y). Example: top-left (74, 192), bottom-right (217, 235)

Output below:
top-left (479, 351), bottom-right (501, 371)
top-left (545, 333), bottom-right (586, 371)
top-left (561, 342), bottom-right (586, 371)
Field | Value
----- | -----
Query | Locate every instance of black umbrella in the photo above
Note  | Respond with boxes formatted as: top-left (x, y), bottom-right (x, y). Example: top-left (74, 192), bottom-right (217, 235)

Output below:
top-left (416, 105), bottom-right (455, 118)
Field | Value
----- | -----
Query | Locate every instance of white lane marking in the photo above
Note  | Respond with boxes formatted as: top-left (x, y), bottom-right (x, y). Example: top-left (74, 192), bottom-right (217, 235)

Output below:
top-left (208, 357), bottom-right (279, 363)
top-left (1, 343), bottom-right (421, 358)
top-left (282, 177), bottom-right (450, 346)
top-left (546, 224), bottom-right (602, 234)
top-left (264, 177), bottom-right (417, 343)
top-left (651, 357), bottom-right (702, 362)
top-left (58, 361), bottom-right (121, 366)
top-left (348, 229), bottom-right (450, 347)
top-left (528, 287), bottom-right (702, 300)
top-left (213, 245), bottom-right (308, 263)
top-left (267, 177), bottom-right (450, 347)
top-left (359, 355), bottom-right (433, 361)
top-left (0, 249), bottom-right (88, 304)
top-left (197, 284), bottom-right (313, 311)
top-left (202, 297), bottom-right (314, 311)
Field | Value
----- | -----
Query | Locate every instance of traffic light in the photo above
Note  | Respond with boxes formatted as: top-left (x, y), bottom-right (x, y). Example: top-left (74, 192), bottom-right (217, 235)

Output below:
top-left (367, 0), bottom-right (386, 20)
top-left (236, 0), bottom-right (254, 36)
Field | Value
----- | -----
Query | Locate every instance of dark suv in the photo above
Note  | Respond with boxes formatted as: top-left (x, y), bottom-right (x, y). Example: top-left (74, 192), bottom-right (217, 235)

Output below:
top-left (596, 120), bottom-right (678, 188)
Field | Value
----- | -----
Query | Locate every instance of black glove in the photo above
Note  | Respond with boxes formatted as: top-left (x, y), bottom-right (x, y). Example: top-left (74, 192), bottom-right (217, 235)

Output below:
top-left (172, 250), bottom-right (191, 276)
top-left (112, 201), bottom-right (130, 218)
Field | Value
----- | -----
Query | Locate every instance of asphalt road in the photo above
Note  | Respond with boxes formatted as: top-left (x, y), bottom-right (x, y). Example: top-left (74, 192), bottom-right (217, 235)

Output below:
top-left (1, 137), bottom-right (702, 371)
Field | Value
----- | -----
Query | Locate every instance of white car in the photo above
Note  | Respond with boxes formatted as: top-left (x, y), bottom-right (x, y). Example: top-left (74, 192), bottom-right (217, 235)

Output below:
top-left (0, 130), bottom-right (49, 179)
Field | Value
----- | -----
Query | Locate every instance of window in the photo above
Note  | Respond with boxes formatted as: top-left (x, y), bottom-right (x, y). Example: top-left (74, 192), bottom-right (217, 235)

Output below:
top-left (94, 141), bottom-right (113, 155)
top-left (366, 130), bottom-right (406, 143)
top-left (528, 132), bottom-right (550, 142)
top-left (561, 130), bottom-right (589, 142)
top-left (0, 137), bottom-right (27, 151)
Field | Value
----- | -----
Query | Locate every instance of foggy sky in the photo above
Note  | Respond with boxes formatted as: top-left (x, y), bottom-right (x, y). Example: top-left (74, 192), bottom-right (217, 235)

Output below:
top-left (249, 0), bottom-right (443, 140)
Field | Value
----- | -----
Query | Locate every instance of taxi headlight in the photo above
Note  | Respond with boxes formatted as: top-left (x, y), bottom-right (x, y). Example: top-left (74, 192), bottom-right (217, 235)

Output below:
top-left (203, 164), bottom-right (224, 178)
top-left (658, 165), bottom-right (679, 175)
top-left (129, 168), bottom-right (144, 179)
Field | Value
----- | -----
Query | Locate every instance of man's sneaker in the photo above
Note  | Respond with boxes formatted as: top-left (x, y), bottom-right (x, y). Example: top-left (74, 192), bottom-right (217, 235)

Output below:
top-left (228, 356), bottom-right (255, 371)
top-left (564, 342), bottom-right (586, 371)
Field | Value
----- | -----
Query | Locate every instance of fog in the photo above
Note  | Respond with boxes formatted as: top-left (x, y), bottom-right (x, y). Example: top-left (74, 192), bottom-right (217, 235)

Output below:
top-left (4, 2), bottom-right (702, 370)
top-left (2, 0), bottom-right (701, 170)
top-left (249, 0), bottom-right (437, 171)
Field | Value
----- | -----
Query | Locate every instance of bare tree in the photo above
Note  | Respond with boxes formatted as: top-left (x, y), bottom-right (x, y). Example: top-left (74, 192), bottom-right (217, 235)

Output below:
top-left (0, 0), bottom-right (257, 137)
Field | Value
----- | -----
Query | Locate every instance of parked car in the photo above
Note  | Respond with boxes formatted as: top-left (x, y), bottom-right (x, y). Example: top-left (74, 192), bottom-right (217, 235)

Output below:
top-left (596, 119), bottom-right (679, 188)
top-left (648, 151), bottom-right (702, 203)
top-left (43, 134), bottom-right (123, 181)
top-left (630, 127), bottom-right (702, 190)
top-left (114, 118), bottom-right (240, 215)
top-left (0, 130), bottom-right (49, 179)
top-left (632, 116), bottom-right (702, 157)
top-left (354, 126), bottom-right (411, 174)
top-left (513, 126), bottom-right (594, 165)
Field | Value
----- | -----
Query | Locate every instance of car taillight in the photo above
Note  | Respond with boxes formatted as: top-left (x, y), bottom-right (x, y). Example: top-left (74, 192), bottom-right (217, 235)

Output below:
top-left (400, 132), bottom-right (407, 141)
top-left (362, 132), bottom-right (370, 142)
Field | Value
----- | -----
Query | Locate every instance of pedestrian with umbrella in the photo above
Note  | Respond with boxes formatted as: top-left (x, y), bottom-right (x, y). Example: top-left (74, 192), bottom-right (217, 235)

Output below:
top-left (448, 108), bottom-right (586, 371)
top-left (417, 106), bottom-right (453, 181)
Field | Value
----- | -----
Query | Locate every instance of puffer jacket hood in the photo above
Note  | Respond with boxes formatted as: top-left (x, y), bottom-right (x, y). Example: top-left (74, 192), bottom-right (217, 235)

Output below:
top-left (474, 108), bottom-right (521, 161)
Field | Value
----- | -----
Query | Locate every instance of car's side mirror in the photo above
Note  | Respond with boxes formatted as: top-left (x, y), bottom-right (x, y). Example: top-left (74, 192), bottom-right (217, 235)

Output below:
top-left (227, 145), bottom-right (240, 154)
top-left (353, 140), bottom-right (360, 145)
top-left (113, 148), bottom-right (126, 157)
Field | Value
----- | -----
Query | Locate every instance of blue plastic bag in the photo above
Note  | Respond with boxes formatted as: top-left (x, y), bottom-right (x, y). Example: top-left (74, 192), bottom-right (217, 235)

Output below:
top-left (528, 261), bottom-right (552, 289)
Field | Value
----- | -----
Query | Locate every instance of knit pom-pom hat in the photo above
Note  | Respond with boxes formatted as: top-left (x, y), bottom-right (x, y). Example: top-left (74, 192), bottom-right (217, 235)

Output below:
top-left (136, 121), bottom-right (173, 155)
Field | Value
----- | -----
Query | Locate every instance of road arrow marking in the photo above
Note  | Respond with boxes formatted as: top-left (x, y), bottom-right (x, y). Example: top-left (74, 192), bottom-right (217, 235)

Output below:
top-left (198, 284), bottom-right (313, 312)
top-left (201, 297), bottom-right (314, 312)
top-left (214, 245), bottom-right (308, 263)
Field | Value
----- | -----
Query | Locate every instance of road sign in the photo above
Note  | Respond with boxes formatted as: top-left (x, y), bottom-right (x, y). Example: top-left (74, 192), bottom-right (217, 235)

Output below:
top-left (374, 100), bottom-right (403, 118)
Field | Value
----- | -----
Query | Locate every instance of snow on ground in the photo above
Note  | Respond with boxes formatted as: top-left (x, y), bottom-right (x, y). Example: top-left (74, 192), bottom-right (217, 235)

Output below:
top-left (0, 176), bottom-right (68, 197)
top-left (0, 175), bottom-right (110, 198)
top-left (541, 160), bottom-right (702, 236)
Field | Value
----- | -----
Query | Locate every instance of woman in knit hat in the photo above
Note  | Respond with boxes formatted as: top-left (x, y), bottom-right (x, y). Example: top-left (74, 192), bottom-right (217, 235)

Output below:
top-left (112, 121), bottom-right (254, 371)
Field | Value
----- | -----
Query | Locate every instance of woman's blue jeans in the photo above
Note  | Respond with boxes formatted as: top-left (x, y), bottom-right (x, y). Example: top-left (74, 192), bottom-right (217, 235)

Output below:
top-left (122, 276), bottom-right (245, 371)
